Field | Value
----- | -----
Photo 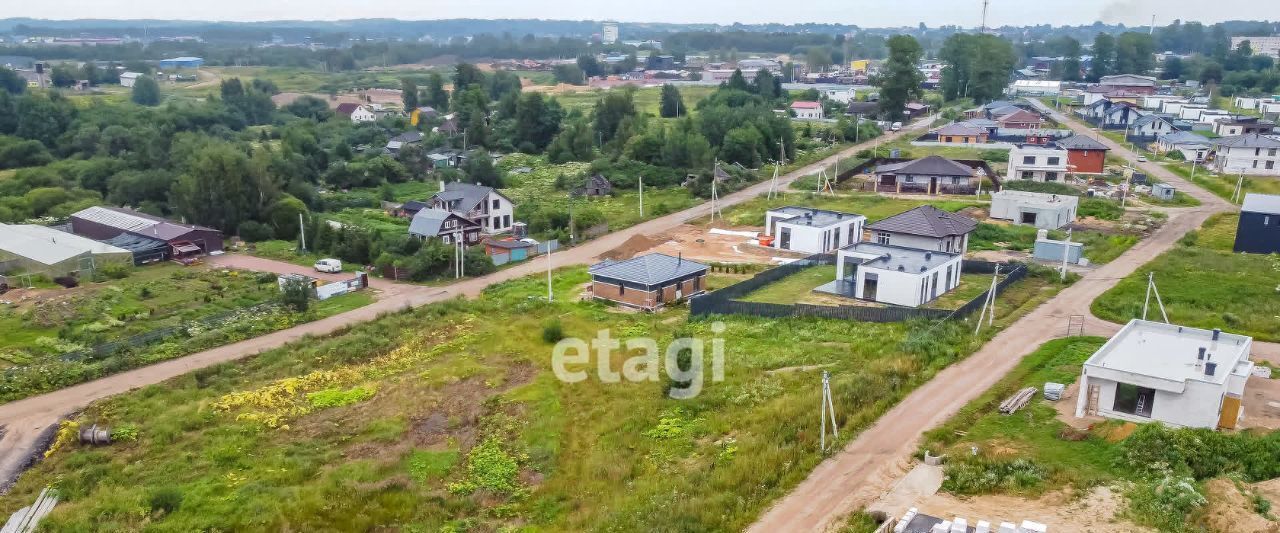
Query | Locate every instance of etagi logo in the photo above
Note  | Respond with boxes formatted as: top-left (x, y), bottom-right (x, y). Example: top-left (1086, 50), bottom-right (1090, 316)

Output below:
top-left (551, 322), bottom-right (726, 399)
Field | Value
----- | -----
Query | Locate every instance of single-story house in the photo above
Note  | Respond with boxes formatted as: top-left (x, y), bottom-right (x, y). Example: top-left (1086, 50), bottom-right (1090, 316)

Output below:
top-left (426, 148), bottom-right (465, 169)
top-left (1097, 74), bottom-right (1158, 95)
top-left (1057, 134), bottom-right (1109, 174)
top-left (429, 181), bottom-right (516, 234)
top-left (385, 131), bottom-right (424, 154)
top-left (574, 174), bottom-right (613, 197)
top-left (1234, 193), bottom-right (1280, 254)
top-left (119, 72), bottom-right (142, 88)
top-left (933, 122), bottom-right (989, 144)
top-left (790, 101), bottom-right (824, 120)
top-left (1154, 131), bottom-right (1212, 162)
top-left (763, 206), bottom-right (866, 254)
top-left (1074, 319), bottom-right (1254, 430)
top-left (825, 242), bottom-right (962, 307)
top-left (1006, 144), bottom-right (1070, 182)
top-left (0, 224), bottom-right (132, 277)
top-left (1129, 114), bottom-right (1177, 140)
top-left (845, 101), bottom-right (879, 117)
top-left (872, 156), bottom-right (980, 195)
top-left (903, 102), bottom-right (931, 119)
top-left (989, 190), bottom-right (1078, 229)
top-left (69, 206), bottom-right (223, 256)
top-left (408, 207), bottom-right (483, 245)
top-left (994, 108), bottom-right (1045, 129)
top-left (349, 105), bottom-right (378, 123)
top-left (588, 253), bottom-right (708, 310)
top-left (865, 205), bottom-right (977, 254)
top-left (1151, 182), bottom-right (1176, 201)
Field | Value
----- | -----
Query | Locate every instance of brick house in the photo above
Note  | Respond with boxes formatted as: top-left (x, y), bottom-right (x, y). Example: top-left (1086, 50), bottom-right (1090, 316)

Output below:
top-left (588, 253), bottom-right (708, 310)
top-left (1056, 134), bottom-right (1110, 174)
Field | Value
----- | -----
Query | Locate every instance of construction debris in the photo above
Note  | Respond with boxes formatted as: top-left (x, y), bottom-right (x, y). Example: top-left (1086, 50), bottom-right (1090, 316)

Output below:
top-left (999, 387), bottom-right (1038, 415)
top-left (2, 488), bottom-right (59, 533)
top-left (1043, 383), bottom-right (1065, 401)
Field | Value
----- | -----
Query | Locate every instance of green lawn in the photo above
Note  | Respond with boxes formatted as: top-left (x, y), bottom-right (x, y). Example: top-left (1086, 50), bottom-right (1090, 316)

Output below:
top-left (1092, 215), bottom-right (1280, 342)
top-left (553, 85), bottom-right (719, 117)
top-left (924, 272), bottom-right (999, 309)
top-left (1164, 162), bottom-right (1280, 203)
top-left (250, 240), bottom-right (362, 272)
top-left (5, 264), bottom-right (1072, 532)
top-left (711, 191), bottom-right (980, 228)
top-left (737, 265), bottom-right (836, 304)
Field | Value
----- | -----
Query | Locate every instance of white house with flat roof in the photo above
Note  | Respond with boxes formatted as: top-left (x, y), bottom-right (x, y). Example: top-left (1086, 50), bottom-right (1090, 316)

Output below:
top-left (1075, 320), bottom-right (1254, 430)
top-left (1007, 144), bottom-right (1069, 182)
top-left (989, 190), bottom-right (1078, 229)
top-left (819, 242), bottom-right (962, 307)
top-left (764, 206), bottom-right (866, 254)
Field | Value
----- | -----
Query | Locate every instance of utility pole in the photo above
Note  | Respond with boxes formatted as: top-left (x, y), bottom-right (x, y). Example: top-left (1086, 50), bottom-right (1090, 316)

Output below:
top-left (546, 244), bottom-right (554, 302)
top-left (638, 175), bottom-right (644, 217)
top-left (979, 0), bottom-right (990, 33)
top-left (298, 213), bottom-right (307, 252)
top-left (819, 371), bottom-right (838, 452)
top-left (974, 264), bottom-right (1001, 335)
top-left (1232, 172), bottom-right (1245, 203)
top-left (1142, 272), bottom-right (1169, 323)
top-left (768, 139), bottom-right (784, 199)
top-left (710, 162), bottom-right (724, 223)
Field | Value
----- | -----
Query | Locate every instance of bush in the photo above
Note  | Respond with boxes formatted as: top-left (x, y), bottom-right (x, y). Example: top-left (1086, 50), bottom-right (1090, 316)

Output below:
top-left (1079, 198), bottom-right (1124, 221)
top-left (237, 220), bottom-right (275, 242)
top-left (1127, 476), bottom-right (1206, 532)
top-left (99, 263), bottom-right (131, 280)
top-left (541, 319), bottom-right (564, 343)
top-left (147, 487), bottom-right (184, 515)
top-left (941, 457), bottom-right (1049, 495)
top-left (979, 149), bottom-right (1008, 163)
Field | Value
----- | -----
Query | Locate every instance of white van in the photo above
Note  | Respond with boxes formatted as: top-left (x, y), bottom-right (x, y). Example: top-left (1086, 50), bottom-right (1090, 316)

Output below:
top-left (314, 258), bottom-right (343, 273)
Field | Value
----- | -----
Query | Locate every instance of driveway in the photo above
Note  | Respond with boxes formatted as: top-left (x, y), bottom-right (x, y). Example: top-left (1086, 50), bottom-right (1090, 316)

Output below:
top-left (746, 100), bottom-right (1239, 532)
top-left (0, 117), bottom-right (936, 491)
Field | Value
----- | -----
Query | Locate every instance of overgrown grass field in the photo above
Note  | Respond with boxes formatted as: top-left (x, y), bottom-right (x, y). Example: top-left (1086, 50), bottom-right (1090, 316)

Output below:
top-left (4, 264), bottom-right (1071, 532)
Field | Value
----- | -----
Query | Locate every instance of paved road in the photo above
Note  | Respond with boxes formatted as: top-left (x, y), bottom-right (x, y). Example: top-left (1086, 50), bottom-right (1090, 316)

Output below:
top-left (747, 100), bottom-right (1239, 532)
top-left (0, 117), bottom-right (936, 491)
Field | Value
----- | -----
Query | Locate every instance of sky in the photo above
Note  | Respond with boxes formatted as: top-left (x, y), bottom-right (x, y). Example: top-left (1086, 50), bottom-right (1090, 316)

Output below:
top-left (5, 0), bottom-right (1278, 29)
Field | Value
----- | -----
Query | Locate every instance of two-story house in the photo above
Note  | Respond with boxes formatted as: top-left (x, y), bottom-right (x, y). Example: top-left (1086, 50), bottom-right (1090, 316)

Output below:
top-left (864, 205), bottom-right (978, 254)
top-left (1006, 144), bottom-right (1070, 182)
top-left (429, 181), bottom-right (517, 233)
top-left (1210, 134), bottom-right (1280, 176)
top-left (408, 208), bottom-right (483, 245)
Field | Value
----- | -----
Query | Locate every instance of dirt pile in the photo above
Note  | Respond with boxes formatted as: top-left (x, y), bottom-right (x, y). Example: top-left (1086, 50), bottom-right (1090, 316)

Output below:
top-left (600, 233), bottom-right (667, 261)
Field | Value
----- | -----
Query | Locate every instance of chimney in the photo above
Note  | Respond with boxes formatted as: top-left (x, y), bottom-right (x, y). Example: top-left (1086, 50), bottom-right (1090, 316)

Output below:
top-left (1205, 362), bottom-right (1218, 377)
top-left (1212, 328), bottom-right (1221, 341)
top-left (1197, 347), bottom-right (1206, 360)
top-left (925, 252), bottom-right (932, 260)
top-left (897, 265), bottom-right (905, 272)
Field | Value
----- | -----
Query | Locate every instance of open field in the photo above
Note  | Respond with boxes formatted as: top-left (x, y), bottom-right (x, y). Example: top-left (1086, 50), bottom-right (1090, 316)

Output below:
top-left (0, 263), bottom-right (374, 403)
top-left (705, 191), bottom-right (980, 228)
top-left (553, 84), bottom-right (719, 115)
top-left (1164, 162), bottom-right (1280, 203)
top-left (1092, 213), bottom-right (1280, 342)
top-left (2, 261), bottom-right (1068, 532)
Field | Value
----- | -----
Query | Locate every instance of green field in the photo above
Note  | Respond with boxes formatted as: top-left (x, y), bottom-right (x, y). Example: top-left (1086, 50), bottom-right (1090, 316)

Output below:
top-left (1092, 213), bottom-right (1280, 342)
top-left (553, 85), bottom-right (719, 116)
top-left (1164, 162), bottom-right (1280, 203)
top-left (4, 263), bottom-right (1070, 532)
top-left (737, 265), bottom-right (837, 304)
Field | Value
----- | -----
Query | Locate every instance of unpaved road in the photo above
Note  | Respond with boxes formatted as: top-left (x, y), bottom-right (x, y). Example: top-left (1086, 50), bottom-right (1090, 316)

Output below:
top-left (747, 99), bottom-right (1238, 532)
top-left (0, 118), bottom-right (935, 491)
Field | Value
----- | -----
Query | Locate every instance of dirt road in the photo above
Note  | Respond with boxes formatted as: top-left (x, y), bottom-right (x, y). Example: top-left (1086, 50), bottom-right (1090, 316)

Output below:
top-left (747, 100), bottom-right (1238, 532)
top-left (0, 118), bottom-right (935, 491)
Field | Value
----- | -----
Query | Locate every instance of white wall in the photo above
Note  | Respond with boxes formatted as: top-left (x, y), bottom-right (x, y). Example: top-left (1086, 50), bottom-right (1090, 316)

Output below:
top-left (773, 219), bottom-right (862, 254)
top-left (990, 198), bottom-right (1074, 229)
top-left (482, 193), bottom-right (516, 233)
top-left (847, 255), bottom-right (962, 307)
top-left (1214, 146), bottom-right (1280, 176)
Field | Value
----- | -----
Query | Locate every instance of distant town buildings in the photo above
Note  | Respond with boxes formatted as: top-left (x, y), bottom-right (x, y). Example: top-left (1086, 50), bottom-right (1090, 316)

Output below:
top-left (1231, 36), bottom-right (1280, 59)
top-left (602, 22), bottom-right (619, 45)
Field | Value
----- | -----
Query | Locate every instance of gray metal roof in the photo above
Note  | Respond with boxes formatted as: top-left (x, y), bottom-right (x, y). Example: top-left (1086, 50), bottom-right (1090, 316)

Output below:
top-left (1242, 193), bottom-right (1280, 215)
top-left (1132, 114), bottom-right (1175, 127)
top-left (0, 228), bottom-right (90, 266)
top-left (1215, 133), bottom-right (1280, 149)
top-left (589, 253), bottom-right (708, 286)
top-left (70, 206), bottom-right (218, 240)
top-left (408, 208), bottom-right (476, 237)
top-left (768, 206), bottom-right (866, 228)
top-left (1158, 130), bottom-right (1211, 146)
top-left (1056, 134), bottom-right (1109, 151)
top-left (867, 205), bottom-right (978, 238)
top-left (934, 123), bottom-right (988, 136)
top-left (838, 242), bottom-right (960, 274)
top-left (874, 156), bottom-right (974, 177)
top-left (432, 182), bottom-right (498, 213)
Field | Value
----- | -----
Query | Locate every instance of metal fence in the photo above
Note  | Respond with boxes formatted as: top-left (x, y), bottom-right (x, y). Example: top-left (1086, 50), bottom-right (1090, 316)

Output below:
top-left (691, 256), bottom-right (1028, 324)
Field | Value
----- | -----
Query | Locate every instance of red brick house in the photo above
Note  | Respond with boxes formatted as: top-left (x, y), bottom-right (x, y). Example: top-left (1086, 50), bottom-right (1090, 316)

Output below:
top-left (994, 108), bottom-right (1045, 129)
top-left (1057, 134), bottom-right (1110, 174)
top-left (588, 253), bottom-right (708, 310)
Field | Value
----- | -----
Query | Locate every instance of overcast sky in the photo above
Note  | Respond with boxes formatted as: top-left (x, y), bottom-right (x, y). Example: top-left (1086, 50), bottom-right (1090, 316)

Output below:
top-left (7, 0), bottom-right (1278, 29)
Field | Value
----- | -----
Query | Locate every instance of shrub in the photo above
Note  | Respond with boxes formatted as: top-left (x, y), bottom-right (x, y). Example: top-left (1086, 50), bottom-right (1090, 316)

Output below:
top-left (99, 263), bottom-right (131, 279)
top-left (941, 457), bottom-right (1049, 495)
top-left (147, 487), bottom-right (184, 515)
top-left (541, 319), bottom-right (563, 343)
top-left (307, 386), bottom-right (376, 408)
top-left (449, 437), bottom-right (520, 494)
top-left (1127, 476), bottom-right (1205, 532)
top-left (237, 220), bottom-right (275, 242)
top-left (110, 424), bottom-right (139, 442)
top-left (979, 149), bottom-right (1008, 162)
top-left (1079, 198), bottom-right (1124, 221)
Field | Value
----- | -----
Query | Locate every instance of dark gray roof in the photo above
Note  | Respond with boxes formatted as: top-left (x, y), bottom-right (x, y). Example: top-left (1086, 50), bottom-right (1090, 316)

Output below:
top-left (589, 253), bottom-right (708, 286)
top-left (846, 101), bottom-right (878, 114)
top-left (768, 206), bottom-right (866, 228)
top-left (874, 156), bottom-right (974, 177)
top-left (963, 118), bottom-right (999, 129)
top-left (1242, 193), bottom-right (1280, 215)
top-left (1056, 134), bottom-right (1109, 151)
top-left (408, 208), bottom-right (476, 237)
top-left (1132, 114), bottom-right (1175, 127)
top-left (432, 182), bottom-right (494, 213)
top-left (103, 232), bottom-right (168, 253)
top-left (982, 100), bottom-right (1018, 111)
top-left (839, 242), bottom-right (960, 273)
top-left (389, 131), bottom-right (424, 143)
top-left (1215, 133), bottom-right (1280, 149)
top-left (867, 205), bottom-right (978, 238)
top-left (934, 123), bottom-right (988, 136)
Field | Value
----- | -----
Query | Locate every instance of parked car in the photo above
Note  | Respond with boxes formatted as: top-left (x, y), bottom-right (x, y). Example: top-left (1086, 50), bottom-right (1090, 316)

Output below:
top-left (1136, 156), bottom-right (1147, 162)
top-left (891, 122), bottom-right (903, 131)
top-left (314, 258), bottom-right (343, 273)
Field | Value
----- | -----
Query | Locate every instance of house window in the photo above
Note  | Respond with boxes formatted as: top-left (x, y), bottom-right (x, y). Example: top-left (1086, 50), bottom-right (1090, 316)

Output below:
top-left (1270, 149), bottom-right (1278, 157)
top-left (492, 216), bottom-right (500, 228)
top-left (1047, 157), bottom-right (1060, 165)
top-left (492, 199), bottom-right (500, 209)
top-left (1112, 383), bottom-right (1155, 418)
top-left (1269, 161), bottom-right (1276, 170)
top-left (1022, 156), bottom-right (1035, 164)
top-left (503, 215), bottom-right (511, 227)
top-left (1045, 172), bottom-right (1059, 181)
top-left (875, 232), bottom-right (891, 245)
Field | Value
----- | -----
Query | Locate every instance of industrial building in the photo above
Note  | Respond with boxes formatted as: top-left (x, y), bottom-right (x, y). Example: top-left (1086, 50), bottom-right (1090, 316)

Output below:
top-left (1074, 320), bottom-right (1254, 430)
top-left (158, 56), bottom-right (204, 69)
top-left (68, 206), bottom-right (224, 257)
top-left (989, 190), bottom-right (1078, 229)
top-left (763, 207), bottom-right (866, 254)
top-left (0, 224), bottom-right (131, 277)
